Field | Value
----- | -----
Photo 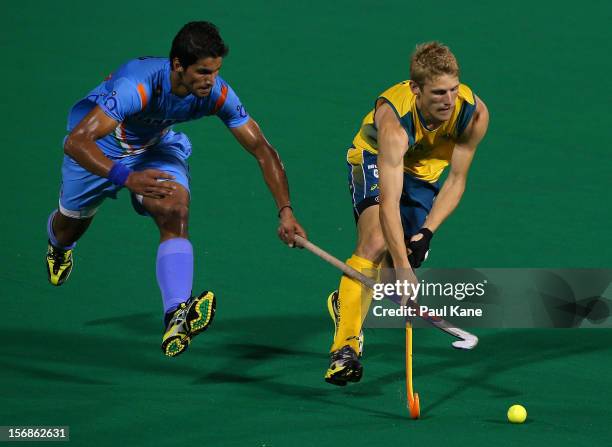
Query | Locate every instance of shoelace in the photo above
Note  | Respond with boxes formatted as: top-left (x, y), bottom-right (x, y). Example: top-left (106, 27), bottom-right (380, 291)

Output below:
top-left (332, 346), bottom-right (355, 362)
top-left (49, 246), bottom-right (68, 272)
top-left (53, 244), bottom-right (71, 260)
top-left (169, 303), bottom-right (188, 326)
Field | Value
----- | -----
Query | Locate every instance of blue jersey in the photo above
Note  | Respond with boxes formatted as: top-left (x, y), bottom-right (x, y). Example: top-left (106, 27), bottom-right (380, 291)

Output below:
top-left (67, 57), bottom-right (250, 157)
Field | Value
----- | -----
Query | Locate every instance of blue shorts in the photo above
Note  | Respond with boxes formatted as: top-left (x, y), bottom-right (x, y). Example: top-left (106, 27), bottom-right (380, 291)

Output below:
top-left (347, 150), bottom-right (440, 238)
top-left (58, 131), bottom-right (191, 219)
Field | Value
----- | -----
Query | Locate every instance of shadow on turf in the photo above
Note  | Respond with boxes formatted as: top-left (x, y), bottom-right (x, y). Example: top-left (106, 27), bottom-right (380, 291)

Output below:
top-left (0, 313), bottom-right (328, 386)
top-left (311, 328), bottom-right (612, 419)
top-left (35, 311), bottom-right (409, 417)
top-left (0, 359), bottom-right (113, 385)
top-left (5, 312), bottom-right (611, 421)
top-left (85, 312), bottom-right (156, 334)
top-left (192, 343), bottom-right (319, 384)
top-left (484, 418), bottom-right (536, 425)
top-left (408, 329), bottom-right (612, 415)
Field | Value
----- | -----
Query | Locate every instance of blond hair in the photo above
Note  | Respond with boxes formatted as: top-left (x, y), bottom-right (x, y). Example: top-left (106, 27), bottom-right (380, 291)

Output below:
top-left (410, 42), bottom-right (459, 86)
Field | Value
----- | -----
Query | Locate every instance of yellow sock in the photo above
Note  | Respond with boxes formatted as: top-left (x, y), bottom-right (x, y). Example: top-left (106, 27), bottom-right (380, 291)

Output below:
top-left (331, 254), bottom-right (379, 353)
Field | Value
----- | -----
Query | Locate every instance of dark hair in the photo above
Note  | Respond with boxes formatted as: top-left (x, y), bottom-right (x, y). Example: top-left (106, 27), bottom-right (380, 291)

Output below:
top-left (170, 21), bottom-right (229, 68)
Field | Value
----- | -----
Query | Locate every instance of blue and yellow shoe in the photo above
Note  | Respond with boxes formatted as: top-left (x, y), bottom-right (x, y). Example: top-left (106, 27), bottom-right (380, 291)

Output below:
top-left (325, 345), bottom-right (363, 386)
top-left (161, 291), bottom-right (216, 357)
top-left (327, 290), bottom-right (364, 357)
top-left (46, 241), bottom-right (73, 286)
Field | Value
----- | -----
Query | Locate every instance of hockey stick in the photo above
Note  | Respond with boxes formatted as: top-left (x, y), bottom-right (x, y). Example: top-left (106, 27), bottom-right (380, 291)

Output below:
top-left (405, 320), bottom-right (420, 419)
top-left (294, 235), bottom-right (422, 417)
top-left (293, 235), bottom-right (478, 350)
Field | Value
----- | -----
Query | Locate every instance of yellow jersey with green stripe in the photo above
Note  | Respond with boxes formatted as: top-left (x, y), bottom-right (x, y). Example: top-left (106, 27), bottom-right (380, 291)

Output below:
top-left (348, 81), bottom-right (477, 183)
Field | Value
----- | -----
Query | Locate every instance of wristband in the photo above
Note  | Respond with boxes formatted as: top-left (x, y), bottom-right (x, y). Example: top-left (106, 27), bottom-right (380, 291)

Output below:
top-left (278, 205), bottom-right (293, 218)
top-left (108, 163), bottom-right (133, 186)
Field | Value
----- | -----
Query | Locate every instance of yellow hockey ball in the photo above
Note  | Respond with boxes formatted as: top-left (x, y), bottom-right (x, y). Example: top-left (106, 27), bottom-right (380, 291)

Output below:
top-left (507, 404), bottom-right (527, 423)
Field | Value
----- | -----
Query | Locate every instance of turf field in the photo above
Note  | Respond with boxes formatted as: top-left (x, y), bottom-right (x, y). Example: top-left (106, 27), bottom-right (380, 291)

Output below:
top-left (2, 1), bottom-right (611, 445)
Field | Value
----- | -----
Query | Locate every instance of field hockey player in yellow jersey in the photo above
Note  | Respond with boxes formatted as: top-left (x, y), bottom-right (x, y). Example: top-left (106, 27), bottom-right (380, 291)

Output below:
top-left (325, 42), bottom-right (489, 385)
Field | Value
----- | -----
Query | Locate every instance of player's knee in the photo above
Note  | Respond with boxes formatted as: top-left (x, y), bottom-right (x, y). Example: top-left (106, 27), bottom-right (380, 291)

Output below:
top-left (155, 202), bottom-right (189, 224)
top-left (355, 233), bottom-right (386, 262)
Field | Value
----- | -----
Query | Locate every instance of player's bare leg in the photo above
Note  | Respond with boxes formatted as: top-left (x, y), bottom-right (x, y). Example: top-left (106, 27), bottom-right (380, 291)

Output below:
top-left (354, 205), bottom-right (387, 264)
top-left (142, 182), bottom-right (190, 242)
top-left (142, 183), bottom-right (216, 357)
top-left (52, 212), bottom-right (94, 246)
top-left (326, 205), bottom-right (386, 385)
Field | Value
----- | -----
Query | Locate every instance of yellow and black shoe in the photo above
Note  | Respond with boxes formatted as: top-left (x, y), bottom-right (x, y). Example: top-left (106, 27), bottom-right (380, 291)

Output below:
top-left (46, 241), bottom-right (73, 286)
top-left (325, 345), bottom-right (363, 386)
top-left (327, 290), bottom-right (364, 357)
top-left (161, 291), bottom-right (216, 357)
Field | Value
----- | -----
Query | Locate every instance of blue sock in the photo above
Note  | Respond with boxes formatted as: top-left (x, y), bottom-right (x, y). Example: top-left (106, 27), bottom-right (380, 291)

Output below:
top-left (156, 238), bottom-right (194, 315)
top-left (47, 211), bottom-right (76, 250)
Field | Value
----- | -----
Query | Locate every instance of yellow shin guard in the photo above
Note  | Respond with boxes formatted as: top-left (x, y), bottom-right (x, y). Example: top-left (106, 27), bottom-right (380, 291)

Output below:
top-left (330, 254), bottom-right (378, 353)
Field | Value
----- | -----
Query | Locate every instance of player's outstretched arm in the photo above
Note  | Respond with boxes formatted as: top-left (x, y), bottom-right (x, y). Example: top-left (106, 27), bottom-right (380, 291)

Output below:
top-left (420, 96), bottom-right (490, 234)
top-left (229, 119), bottom-right (307, 246)
top-left (64, 106), bottom-right (176, 199)
top-left (376, 102), bottom-right (411, 269)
